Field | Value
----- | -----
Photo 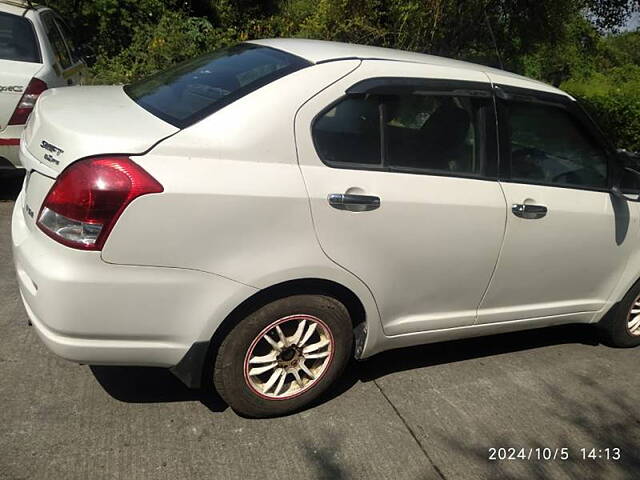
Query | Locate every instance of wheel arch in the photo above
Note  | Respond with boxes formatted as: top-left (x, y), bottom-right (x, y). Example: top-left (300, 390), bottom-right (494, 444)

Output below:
top-left (599, 254), bottom-right (640, 325)
top-left (170, 277), bottom-right (369, 389)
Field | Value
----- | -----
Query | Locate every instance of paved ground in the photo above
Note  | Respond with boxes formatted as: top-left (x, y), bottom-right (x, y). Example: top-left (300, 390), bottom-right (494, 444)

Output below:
top-left (1, 171), bottom-right (640, 480)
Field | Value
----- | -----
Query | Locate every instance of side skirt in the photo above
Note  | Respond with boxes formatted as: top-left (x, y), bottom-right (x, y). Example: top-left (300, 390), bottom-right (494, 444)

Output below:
top-left (360, 310), bottom-right (599, 359)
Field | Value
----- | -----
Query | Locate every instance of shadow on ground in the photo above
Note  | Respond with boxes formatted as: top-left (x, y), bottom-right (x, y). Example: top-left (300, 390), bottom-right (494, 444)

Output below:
top-left (359, 324), bottom-right (599, 381)
top-left (326, 324), bottom-right (601, 401)
top-left (90, 365), bottom-right (228, 413)
top-left (0, 170), bottom-right (25, 201)
top-left (89, 325), bottom-right (640, 477)
top-left (91, 324), bottom-right (600, 415)
top-left (301, 431), bottom-right (351, 480)
top-left (436, 372), bottom-right (640, 479)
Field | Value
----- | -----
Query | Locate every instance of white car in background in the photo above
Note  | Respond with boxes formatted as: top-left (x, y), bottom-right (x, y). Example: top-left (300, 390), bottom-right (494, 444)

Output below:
top-left (0, 0), bottom-right (85, 169)
top-left (11, 39), bottom-right (640, 418)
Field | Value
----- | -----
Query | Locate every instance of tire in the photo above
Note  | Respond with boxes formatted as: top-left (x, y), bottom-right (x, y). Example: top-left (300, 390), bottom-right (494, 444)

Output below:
top-left (599, 280), bottom-right (640, 348)
top-left (213, 295), bottom-right (353, 418)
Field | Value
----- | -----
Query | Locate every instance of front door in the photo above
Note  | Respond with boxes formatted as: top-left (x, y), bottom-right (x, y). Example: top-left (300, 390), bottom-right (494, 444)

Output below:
top-left (477, 84), bottom-right (635, 324)
top-left (295, 63), bottom-right (507, 335)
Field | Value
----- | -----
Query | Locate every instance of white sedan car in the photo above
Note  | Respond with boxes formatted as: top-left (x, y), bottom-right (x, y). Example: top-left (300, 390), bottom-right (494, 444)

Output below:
top-left (0, 0), bottom-right (86, 169)
top-left (12, 39), bottom-right (640, 417)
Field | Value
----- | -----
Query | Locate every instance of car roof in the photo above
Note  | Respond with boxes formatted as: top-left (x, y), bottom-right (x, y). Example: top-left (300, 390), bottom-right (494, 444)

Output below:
top-left (0, 0), bottom-right (46, 15)
top-left (249, 38), bottom-right (567, 97)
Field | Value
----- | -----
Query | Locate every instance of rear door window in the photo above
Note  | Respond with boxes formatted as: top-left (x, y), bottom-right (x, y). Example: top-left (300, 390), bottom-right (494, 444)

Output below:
top-left (53, 16), bottom-right (78, 63)
top-left (125, 44), bottom-right (310, 128)
top-left (41, 12), bottom-right (71, 69)
top-left (0, 12), bottom-right (40, 63)
top-left (313, 90), bottom-right (492, 178)
top-left (313, 97), bottom-right (382, 167)
top-left (385, 94), bottom-right (486, 176)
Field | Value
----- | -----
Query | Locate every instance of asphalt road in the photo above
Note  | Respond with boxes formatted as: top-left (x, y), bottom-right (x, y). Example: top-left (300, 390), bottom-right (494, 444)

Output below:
top-left (1, 171), bottom-right (640, 480)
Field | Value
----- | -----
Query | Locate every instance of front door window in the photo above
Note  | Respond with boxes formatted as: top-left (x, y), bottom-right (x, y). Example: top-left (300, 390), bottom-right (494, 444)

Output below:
top-left (507, 102), bottom-right (609, 189)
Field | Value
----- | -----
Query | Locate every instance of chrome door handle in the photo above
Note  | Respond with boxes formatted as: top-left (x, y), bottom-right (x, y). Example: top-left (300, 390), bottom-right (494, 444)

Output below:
top-left (512, 203), bottom-right (547, 219)
top-left (328, 193), bottom-right (380, 212)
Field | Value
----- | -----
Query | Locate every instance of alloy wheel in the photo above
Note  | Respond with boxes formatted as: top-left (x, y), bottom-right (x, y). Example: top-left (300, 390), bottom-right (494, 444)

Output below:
top-left (628, 296), bottom-right (640, 336)
top-left (243, 314), bottom-right (334, 400)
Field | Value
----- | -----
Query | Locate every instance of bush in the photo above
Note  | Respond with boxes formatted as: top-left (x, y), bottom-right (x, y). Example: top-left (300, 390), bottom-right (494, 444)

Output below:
top-left (89, 11), bottom-right (238, 84)
top-left (573, 93), bottom-right (640, 153)
top-left (562, 67), bottom-right (640, 152)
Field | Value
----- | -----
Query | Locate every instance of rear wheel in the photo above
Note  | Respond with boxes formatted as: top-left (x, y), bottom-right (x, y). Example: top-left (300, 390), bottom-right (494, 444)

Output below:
top-left (599, 280), bottom-right (640, 348)
top-left (213, 295), bottom-right (353, 417)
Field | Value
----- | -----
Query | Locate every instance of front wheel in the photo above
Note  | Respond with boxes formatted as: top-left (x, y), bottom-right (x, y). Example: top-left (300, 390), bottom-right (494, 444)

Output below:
top-left (213, 295), bottom-right (353, 417)
top-left (599, 280), bottom-right (640, 348)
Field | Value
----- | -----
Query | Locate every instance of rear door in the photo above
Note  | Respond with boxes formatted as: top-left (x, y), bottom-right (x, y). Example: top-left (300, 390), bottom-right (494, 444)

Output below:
top-left (477, 84), bottom-right (635, 324)
top-left (295, 61), bottom-right (506, 335)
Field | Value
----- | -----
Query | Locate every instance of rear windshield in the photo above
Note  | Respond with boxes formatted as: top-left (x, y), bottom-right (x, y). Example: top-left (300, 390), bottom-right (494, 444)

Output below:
top-left (0, 12), bottom-right (40, 63)
top-left (125, 44), bottom-right (310, 128)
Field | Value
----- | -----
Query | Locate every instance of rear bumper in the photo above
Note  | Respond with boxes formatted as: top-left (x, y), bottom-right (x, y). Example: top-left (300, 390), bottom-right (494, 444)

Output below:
top-left (0, 125), bottom-right (24, 168)
top-left (19, 291), bottom-right (188, 366)
top-left (12, 190), bottom-right (256, 367)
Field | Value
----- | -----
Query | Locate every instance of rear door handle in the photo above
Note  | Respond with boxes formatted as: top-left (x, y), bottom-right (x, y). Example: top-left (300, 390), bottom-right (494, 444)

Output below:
top-left (328, 193), bottom-right (380, 212)
top-left (512, 203), bottom-right (547, 219)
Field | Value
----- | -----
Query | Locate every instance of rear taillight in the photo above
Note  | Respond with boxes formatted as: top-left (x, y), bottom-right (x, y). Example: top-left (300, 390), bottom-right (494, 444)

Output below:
top-left (8, 78), bottom-right (48, 125)
top-left (37, 156), bottom-right (163, 250)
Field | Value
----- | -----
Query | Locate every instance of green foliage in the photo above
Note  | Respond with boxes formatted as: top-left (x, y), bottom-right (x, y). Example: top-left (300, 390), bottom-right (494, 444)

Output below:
top-left (89, 11), bottom-right (237, 84)
top-left (45, 0), bottom-right (181, 56)
top-left (562, 65), bottom-right (640, 151)
top-left (295, 0), bottom-right (385, 45)
top-left (520, 17), bottom-right (601, 85)
top-left (585, 0), bottom-right (639, 31)
top-left (519, 15), bottom-right (640, 151)
top-left (41, 0), bottom-right (640, 150)
top-left (573, 93), bottom-right (640, 152)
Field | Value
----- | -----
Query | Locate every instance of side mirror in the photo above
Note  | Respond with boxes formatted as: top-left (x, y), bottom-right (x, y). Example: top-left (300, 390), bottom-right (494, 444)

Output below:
top-left (612, 184), bottom-right (640, 202)
top-left (75, 44), bottom-right (96, 67)
top-left (612, 162), bottom-right (640, 202)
